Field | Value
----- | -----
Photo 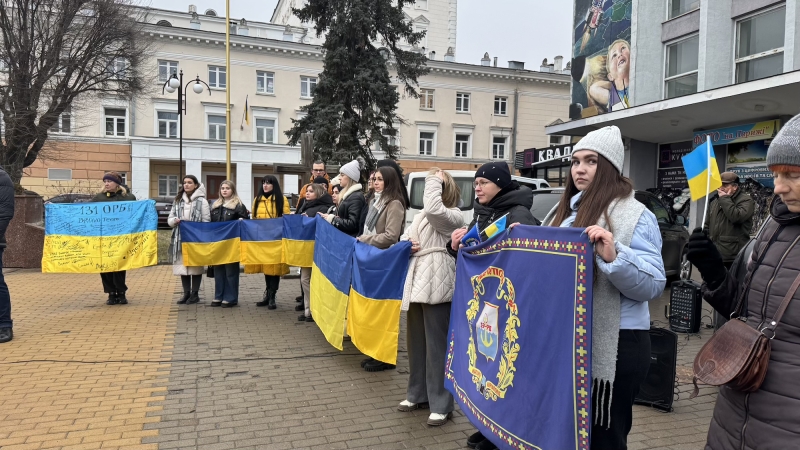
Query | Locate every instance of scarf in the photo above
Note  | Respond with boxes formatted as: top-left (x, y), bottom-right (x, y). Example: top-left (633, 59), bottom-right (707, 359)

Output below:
top-left (169, 193), bottom-right (206, 265)
top-left (363, 192), bottom-right (385, 236)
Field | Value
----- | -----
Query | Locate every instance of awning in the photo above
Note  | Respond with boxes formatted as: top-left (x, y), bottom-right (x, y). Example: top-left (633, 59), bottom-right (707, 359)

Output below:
top-left (546, 70), bottom-right (800, 143)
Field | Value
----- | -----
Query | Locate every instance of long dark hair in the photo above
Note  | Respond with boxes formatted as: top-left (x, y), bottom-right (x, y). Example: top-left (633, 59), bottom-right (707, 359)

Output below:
top-left (175, 175), bottom-right (200, 203)
top-left (550, 154), bottom-right (633, 231)
top-left (254, 175), bottom-right (285, 218)
top-left (376, 166), bottom-right (408, 210)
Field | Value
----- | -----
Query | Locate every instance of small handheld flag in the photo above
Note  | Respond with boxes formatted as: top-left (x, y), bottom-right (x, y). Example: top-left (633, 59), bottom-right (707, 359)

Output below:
top-left (482, 214), bottom-right (508, 241)
top-left (462, 224), bottom-right (481, 247)
top-left (681, 138), bottom-right (722, 202)
top-left (244, 95), bottom-right (250, 125)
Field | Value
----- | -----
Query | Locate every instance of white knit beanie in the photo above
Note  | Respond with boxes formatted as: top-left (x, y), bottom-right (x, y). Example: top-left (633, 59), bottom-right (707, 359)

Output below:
top-left (339, 159), bottom-right (361, 183)
top-left (574, 126), bottom-right (625, 174)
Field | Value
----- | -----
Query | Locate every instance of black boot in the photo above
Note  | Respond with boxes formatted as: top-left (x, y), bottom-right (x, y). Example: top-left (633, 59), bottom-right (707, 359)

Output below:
top-left (187, 291), bottom-right (200, 304)
top-left (177, 291), bottom-right (190, 304)
top-left (267, 290), bottom-right (277, 310)
top-left (117, 291), bottom-right (128, 305)
top-left (106, 292), bottom-right (118, 305)
top-left (256, 289), bottom-right (270, 307)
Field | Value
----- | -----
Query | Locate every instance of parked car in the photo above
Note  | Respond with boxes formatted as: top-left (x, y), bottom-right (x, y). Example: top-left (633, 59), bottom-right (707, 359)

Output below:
top-left (153, 197), bottom-right (174, 230)
top-left (530, 188), bottom-right (691, 280)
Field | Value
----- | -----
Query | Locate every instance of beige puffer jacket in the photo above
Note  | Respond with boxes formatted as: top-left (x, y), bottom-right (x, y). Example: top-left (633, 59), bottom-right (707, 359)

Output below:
top-left (401, 175), bottom-right (464, 310)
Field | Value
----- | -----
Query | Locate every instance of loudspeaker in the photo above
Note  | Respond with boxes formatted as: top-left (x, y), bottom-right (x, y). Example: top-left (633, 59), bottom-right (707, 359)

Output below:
top-left (669, 280), bottom-right (703, 333)
top-left (634, 327), bottom-right (677, 412)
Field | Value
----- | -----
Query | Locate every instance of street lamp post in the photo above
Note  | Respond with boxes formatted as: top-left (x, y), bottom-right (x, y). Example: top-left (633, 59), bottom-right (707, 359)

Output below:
top-left (162, 70), bottom-right (211, 185)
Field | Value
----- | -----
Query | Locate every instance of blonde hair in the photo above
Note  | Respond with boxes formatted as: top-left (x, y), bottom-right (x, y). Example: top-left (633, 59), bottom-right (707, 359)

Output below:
top-left (605, 39), bottom-right (630, 74)
top-left (212, 180), bottom-right (242, 209)
top-left (306, 183), bottom-right (326, 199)
top-left (428, 167), bottom-right (461, 209)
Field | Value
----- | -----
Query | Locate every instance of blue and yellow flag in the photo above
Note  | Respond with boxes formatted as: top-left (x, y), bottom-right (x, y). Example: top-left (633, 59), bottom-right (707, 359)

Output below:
top-left (181, 221), bottom-right (241, 266)
top-left (244, 95), bottom-right (250, 125)
top-left (283, 215), bottom-right (316, 268)
top-left (446, 225), bottom-right (594, 450)
top-left (310, 217), bottom-right (355, 350)
top-left (482, 213), bottom-right (507, 240)
top-left (682, 139), bottom-right (722, 201)
top-left (42, 200), bottom-right (158, 273)
top-left (347, 239), bottom-right (412, 365)
top-left (240, 218), bottom-right (284, 265)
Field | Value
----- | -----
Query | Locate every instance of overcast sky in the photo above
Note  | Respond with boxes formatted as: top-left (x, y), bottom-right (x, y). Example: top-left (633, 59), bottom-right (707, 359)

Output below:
top-left (145, 0), bottom-right (573, 70)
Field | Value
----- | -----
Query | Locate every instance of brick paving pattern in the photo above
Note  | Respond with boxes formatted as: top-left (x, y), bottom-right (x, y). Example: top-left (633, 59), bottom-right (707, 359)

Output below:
top-left (0, 266), bottom-right (718, 449)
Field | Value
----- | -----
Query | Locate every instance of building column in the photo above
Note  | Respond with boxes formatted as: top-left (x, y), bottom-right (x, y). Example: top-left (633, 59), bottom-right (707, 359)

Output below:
top-left (237, 162), bottom-right (253, 210)
top-left (185, 160), bottom-right (203, 185)
top-left (130, 156), bottom-right (150, 199)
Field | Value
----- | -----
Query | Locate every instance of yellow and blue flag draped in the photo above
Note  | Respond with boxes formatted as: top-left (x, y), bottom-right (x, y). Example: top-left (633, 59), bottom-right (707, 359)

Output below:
top-left (240, 218), bottom-right (284, 265)
top-left (181, 221), bottom-right (241, 267)
top-left (310, 216), bottom-right (355, 350)
top-left (445, 226), bottom-right (594, 450)
top-left (42, 200), bottom-right (158, 273)
top-left (682, 140), bottom-right (722, 201)
top-left (283, 215), bottom-right (316, 268)
top-left (347, 239), bottom-right (412, 365)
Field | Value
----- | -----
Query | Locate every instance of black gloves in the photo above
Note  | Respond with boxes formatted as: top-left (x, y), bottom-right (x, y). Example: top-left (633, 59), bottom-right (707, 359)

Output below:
top-left (686, 227), bottom-right (727, 290)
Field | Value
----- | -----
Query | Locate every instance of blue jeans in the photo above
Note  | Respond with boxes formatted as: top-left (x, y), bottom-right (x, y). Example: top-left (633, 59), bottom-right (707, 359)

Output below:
top-left (213, 262), bottom-right (240, 303)
top-left (0, 248), bottom-right (11, 329)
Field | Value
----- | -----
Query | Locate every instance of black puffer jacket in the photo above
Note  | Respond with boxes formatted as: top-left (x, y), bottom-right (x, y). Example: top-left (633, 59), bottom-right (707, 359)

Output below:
top-left (447, 183), bottom-right (537, 258)
top-left (331, 184), bottom-right (366, 237)
top-left (210, 201), bottom-right (249, 222)
top-left (702, 196), bottom-right (800, 449)
top-left (298, 194), bottom-right (334, 218)
top-left (0, 168), bottom-right (14, 248)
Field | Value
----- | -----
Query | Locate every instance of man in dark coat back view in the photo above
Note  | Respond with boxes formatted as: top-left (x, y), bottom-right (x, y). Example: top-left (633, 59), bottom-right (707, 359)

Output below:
top-left (0, 167), bottom-right (15, 343)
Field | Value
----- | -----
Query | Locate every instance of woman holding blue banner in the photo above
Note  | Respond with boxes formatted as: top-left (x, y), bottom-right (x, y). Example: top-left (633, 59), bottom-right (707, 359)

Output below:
top-left (246, 175), bottom-right (290, 310)
top-left (209, 180), bottom-right (249, 308)
top-left (297, 183), bottom-right (334, 322)
top-left (93, 171), bottom-right (136, 305)
top-left (398, 168), bottom-right (463, 426)
top-left (169, 175), bottom-right (211, 305)
top-left (543, 126), bottom-right (665, 450)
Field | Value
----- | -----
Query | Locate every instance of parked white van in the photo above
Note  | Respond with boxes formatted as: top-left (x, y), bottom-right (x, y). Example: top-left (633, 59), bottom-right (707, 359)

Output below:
top-left (404, 170), bottom-right (549, 228)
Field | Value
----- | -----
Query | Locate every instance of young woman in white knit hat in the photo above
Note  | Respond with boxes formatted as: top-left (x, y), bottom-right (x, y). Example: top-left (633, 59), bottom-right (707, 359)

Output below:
top-left (541, 126), bottom-right (666, 449)
top-left (320, 159), bottom-right (366, 237)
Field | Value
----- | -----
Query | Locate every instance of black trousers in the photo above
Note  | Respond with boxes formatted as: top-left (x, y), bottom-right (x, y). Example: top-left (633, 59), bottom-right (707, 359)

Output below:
top-left (180, 275), bottom-right (202, 293)
top-left (591, 329), bottom-right (651, 450)
top-left (100, 271), bottom-right (127, 293)
top-left (264, 274), bottom-right (281, 291)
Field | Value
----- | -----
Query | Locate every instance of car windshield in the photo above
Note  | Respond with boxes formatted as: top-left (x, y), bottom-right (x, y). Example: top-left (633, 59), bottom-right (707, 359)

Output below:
top-left (409, 176), bottom-right (473, 211)
top-left (530, 192), bottom-right (563, 223)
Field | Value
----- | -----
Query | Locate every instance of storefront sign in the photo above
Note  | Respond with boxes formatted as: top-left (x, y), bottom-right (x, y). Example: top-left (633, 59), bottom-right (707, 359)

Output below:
top-left (657, 168), bottom-right (688, 191)
top-left (692, 120), bottom-right (780, 148)
top-left (522, 145), bottom-right (575, 168)
top-left (658, 142), bottom-right (693, 170)
top-left (726, 140), bottom-right (774, 188)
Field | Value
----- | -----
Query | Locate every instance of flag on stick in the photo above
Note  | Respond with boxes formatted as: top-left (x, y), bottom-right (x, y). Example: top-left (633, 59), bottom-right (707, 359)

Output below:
top-left (682, 138), bottom-right (722, 202)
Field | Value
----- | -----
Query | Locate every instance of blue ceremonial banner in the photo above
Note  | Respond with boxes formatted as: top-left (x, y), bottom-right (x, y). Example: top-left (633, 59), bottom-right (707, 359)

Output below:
top-left (445, 226), bottom-right (593, 450)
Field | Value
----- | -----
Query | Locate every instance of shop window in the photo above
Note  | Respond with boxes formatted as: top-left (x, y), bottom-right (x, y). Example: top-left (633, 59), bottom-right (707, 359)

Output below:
top-left (735, 6), bottom-right (785, 83)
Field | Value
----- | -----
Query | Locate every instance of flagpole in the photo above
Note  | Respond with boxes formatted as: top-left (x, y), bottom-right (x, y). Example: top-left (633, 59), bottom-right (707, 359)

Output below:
top-left (225, 0), bottom-right (232, 180)
top-left (701, 135), bottom-right (712, 230)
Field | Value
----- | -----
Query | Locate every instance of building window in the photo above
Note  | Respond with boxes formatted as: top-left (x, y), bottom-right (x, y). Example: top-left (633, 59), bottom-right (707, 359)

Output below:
top-left (157, 111), bottom-right (178, 138)
top-left (300, 76), bottom-right (317, 98)
top-left (109, 57), bottom-right (128, 79)
top-left (419, 131), bottom-right (435, 156)
top-left (415, 0), bottom-right (428, 10)
top-left (104, 108), bottom-right (126, 137)
top-left (494, 96), bottom-right (507, 116)
top-left (208, 115), bottom-right (226, 140)
top-left (414, 24), bottom-right (428, 48)
top-left (549, 135), bottom-right (565, 146)
top-left (665, 35), bottom-right (699, 99)
top-left (492, 136), bottom-right (507, 159)
top-left (668, 0), bottom-right (699, 19)
top-left (158, 60), bottom-right (178, 83)
top-left (158, 174), bottom-right (179, 197)
top-left (50, 106), bottom-right (71, 134)
top-left (456, 93), bottom-right (471, 113)
top-left (256, 118), bottom-right (276, 143)
top-left (420, 89), bottom-right (435, 110)
top-left (208, 65), bottom-right (226, 88)
top-left (735, 6), bottom-right (786, 83)
top-left (455, 134), bottom-right (470, 158)
top-left (257, 71), bottom-right (275, 94)
top-left (48, 168), bottom-right (72, 181)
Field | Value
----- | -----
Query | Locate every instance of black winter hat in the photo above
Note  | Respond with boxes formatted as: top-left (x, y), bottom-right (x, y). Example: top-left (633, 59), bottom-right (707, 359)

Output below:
top-left (313, 176), bottom-right (329, 188)
top-left (475, 162), bottom-right (511, 189)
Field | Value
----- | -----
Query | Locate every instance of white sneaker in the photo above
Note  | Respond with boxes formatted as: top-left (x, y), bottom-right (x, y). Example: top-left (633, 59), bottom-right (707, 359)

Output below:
top-left (398, 399), bottom-right (418, 412)
top-left (427, 412), bottom-right (452, 426)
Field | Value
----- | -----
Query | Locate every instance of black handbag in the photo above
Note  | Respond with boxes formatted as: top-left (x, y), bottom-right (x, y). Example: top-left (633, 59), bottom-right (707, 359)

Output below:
top-left (206, 266), bottom-right (215, 278)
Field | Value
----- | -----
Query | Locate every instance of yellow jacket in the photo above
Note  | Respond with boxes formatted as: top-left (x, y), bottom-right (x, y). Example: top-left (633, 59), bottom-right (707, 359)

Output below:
top-left (245, 195), bottom-right (291, 276)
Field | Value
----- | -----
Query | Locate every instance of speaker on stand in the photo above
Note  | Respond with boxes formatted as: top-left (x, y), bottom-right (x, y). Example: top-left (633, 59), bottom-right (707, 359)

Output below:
top-left (634, 327), bottom-right (678, 412)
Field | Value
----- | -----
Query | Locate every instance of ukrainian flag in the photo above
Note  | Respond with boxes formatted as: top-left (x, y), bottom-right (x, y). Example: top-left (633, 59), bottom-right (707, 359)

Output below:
top-left (682, 140), bottom-right (722, 201)
top-left (311, 216), bottom-right (355, 350)
top-left (347, 239), bottom-right (412, 365)
top-left (482, 214), bottom-right (507, 240)
top-left (180, 221), bottom-right (241, 266)
top-left (42, 200), bottom-right (158, 273)
top-left (240, 218), bottom-right (284, 266)
top-left (283, 214), bottom-right (316, 268)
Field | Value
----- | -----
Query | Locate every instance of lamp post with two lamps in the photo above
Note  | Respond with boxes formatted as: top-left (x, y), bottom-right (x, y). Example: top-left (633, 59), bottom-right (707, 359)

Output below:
top-left (161, 70), bottom-right (211, 184)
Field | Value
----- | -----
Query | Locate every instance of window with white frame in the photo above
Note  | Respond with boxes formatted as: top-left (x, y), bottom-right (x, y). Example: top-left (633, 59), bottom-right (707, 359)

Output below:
top-left (419, 130), bottom-right (436, 156)
top-left (668, 0), bottom-right (699, 20)
top-left (456, 93), bottom-right (471, 113)
top-left (414, 24), bottom-right (428, 48)
top-left (158, 174), bottom-right (179, 197)
top-left (415, 0), bottom-right (428, 10)
top-left (109, 57), bottom-right (128, 79)
top-left (104, 108), bottom-right (126, 137)
top-left (455, 134), bottom-right (470, 158)
top-left (208, 65), bottom-right (226, 88)
top-left (549, 135), bottom-right (565, 146)
top-left (494, 96), bottom-right (507, 116)
top-left (50, 106), bottom-right (72, 134)
top-left (492, 136), bottom-right (507, 159)
top-left (735, 6), bottom-right (786, 83)
top-left (420, 89), bottom-right (435, 110)
top-left (257, 71), bottom-right (275, 94)
top-left (665, 34), bottom-right (699, 98)
top-left (157, 111), bottom-right (178, 138)
top-left (208, 115), bottom-right (226, 140)
top-left (256, 118), bottom-right (276, 143)
top-left (300, 76), bottom-right (317, 98)
top-left (158, 60), bottom-right (178, 83)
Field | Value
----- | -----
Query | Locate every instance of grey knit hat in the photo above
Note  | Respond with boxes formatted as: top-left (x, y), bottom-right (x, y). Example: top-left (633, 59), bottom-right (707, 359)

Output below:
top-left (339, 159), bottom-right (361, 182)
top-left (767, 114), bottom-right (800, 171)
top-left (573, 126), bottom-right (625, 174)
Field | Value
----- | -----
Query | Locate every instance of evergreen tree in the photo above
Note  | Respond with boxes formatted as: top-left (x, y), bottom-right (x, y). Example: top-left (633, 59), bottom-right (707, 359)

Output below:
top-left (285, 0), bottom-right (429, 170)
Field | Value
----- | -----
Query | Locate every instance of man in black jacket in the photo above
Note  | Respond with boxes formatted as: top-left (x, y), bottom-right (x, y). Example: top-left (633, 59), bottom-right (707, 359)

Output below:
top-left (0, 167), bottom-right (15, 343)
